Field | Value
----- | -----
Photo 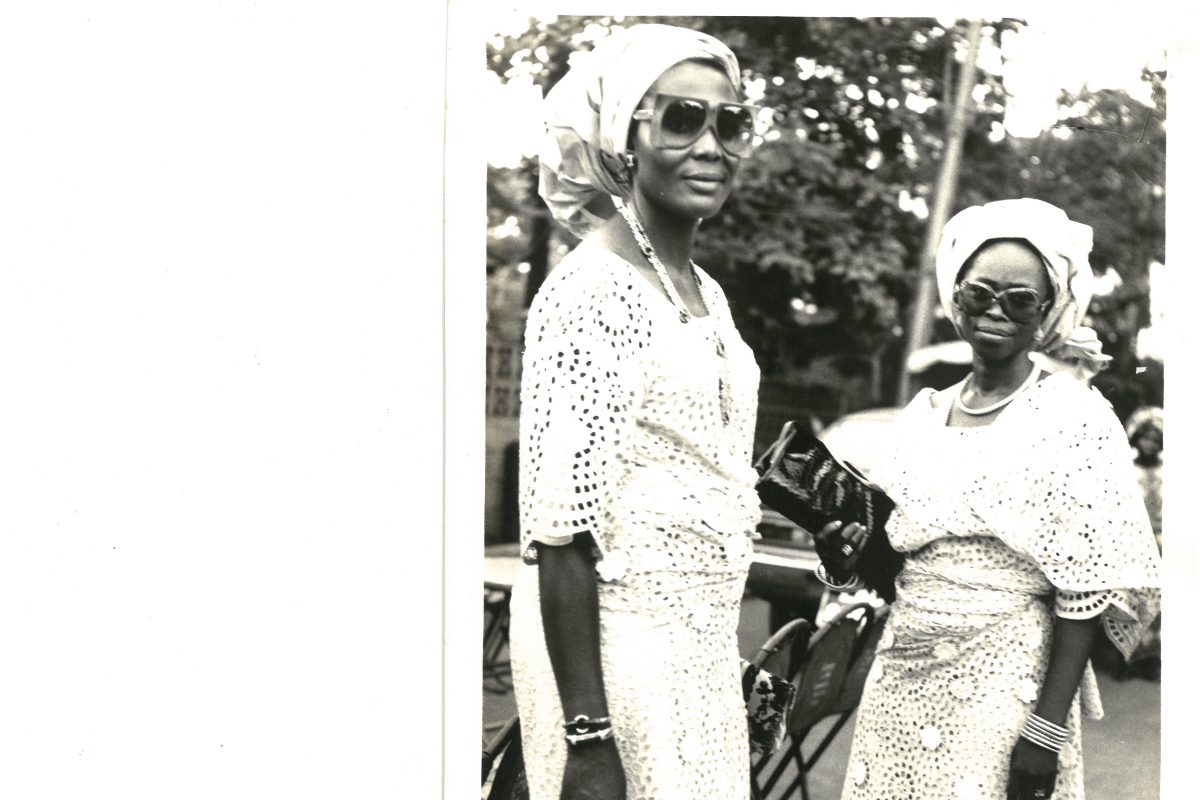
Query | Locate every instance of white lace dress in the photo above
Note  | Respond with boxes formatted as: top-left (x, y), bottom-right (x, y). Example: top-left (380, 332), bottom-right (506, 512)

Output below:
top-left (508, 240), bottom-right (762, 800)
top-left (841, 372), bottom-right (1161, 800)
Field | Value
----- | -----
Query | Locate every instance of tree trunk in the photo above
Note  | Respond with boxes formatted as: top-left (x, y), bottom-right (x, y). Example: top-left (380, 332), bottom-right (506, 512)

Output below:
top-left (896, 19), bottom-right (984, 404)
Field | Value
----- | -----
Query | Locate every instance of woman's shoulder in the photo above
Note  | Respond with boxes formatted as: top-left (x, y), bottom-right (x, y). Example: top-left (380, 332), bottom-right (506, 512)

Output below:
top-left (530, 242), bottom-right (633, 311)
top-left (1030, 370), bottom-right (1114, 417)
top-left (903, 385), bottom-right (953, 420)
top-left (691, 263), bottom-right (728, 300)
top-left (1022, 370), bottom-right (1125, 446)
top-left (526, 242), bottom-right (650, 341)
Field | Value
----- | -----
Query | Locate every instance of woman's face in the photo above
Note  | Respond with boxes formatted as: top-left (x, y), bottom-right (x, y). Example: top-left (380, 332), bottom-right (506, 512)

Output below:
top-left (954, 239), bottom-right (1052, 364)
top-left (1134, 427), bottom-right (1163, 461)
top-left (629, 61), bottom-right (743, 222)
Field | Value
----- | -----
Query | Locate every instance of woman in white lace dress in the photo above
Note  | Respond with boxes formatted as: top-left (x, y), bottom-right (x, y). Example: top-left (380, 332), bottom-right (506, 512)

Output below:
top-left (507, 25), bottom-right (764, 800)
top-left (817, 199), bottom-right (1161, 800)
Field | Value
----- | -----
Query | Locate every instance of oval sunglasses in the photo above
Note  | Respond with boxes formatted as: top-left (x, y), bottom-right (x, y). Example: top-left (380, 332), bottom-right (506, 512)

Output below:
top-left (631, 93), bottom-right (760, 157)
top-left (953, 280), bottom-right (1052, 324)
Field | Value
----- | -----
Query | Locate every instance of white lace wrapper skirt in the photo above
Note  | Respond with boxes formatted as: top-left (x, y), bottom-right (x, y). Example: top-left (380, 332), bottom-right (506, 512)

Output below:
top-left (841, 536), bottom-right (1090, 800)
top-left (509, 529), bottom-right (754, 800)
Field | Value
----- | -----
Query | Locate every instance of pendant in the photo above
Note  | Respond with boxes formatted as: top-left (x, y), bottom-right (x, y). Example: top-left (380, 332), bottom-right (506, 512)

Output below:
top-left (715, 339), bottom-right (725, 357)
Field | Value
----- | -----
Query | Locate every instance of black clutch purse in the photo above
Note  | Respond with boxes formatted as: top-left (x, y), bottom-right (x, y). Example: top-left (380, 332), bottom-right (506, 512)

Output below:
top-left (754, 420), bottom-right (904, 603)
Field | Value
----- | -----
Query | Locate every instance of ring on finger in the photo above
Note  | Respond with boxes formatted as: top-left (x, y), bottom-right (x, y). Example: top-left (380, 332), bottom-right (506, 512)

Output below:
top-left (840, 543), bottom-right (854, 557)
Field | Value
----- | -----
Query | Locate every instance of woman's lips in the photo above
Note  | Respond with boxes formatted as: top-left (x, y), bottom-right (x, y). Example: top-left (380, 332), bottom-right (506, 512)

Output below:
top-left (681, 173), bottom-right (727, 193)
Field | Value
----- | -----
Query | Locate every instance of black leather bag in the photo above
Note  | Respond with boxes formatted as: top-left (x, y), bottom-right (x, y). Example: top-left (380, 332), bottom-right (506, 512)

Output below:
top-left (754, 420), bottom-right (904, 602)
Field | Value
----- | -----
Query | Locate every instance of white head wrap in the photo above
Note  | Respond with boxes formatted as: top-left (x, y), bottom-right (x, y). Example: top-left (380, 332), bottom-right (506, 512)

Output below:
top-left (537, 24), bottom-right (741, 238)
top-left (935, 198), bottom-right (1112, 381)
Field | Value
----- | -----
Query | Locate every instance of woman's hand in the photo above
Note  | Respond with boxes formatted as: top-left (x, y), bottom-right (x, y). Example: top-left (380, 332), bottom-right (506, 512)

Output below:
top-left (561, 739), bottom-right (627, 799)
top-left (812, 520), bottom-right (867, 580)
top-left (1006, 738), bottom-right (1058, 800)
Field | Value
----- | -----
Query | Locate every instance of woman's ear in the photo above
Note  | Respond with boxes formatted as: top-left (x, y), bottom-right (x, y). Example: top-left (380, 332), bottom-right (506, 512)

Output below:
top-left (599, 150), bottom-right (635, 188)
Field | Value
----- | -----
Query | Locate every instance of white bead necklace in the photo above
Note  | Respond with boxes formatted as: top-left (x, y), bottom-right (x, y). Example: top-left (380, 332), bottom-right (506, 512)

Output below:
top-left (616, 198), bottom-right (732, 425)
top-left (955, 363), bottom-right (1041, 416)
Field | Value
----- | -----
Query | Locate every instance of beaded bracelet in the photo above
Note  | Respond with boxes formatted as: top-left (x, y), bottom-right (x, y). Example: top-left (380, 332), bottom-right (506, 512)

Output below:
top-left (815, 562), bottom-right (864, 592)
top-left (1020, 713), bottom-right (1069, 754)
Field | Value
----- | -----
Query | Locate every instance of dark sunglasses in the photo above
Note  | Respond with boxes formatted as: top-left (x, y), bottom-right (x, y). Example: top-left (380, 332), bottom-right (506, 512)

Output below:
top-left (631, 94), bottom-right (759, 156)
top-left (953, 280), bottom-right (1051, 324)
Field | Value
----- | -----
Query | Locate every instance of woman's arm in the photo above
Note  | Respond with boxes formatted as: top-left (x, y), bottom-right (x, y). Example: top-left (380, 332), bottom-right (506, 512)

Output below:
top-left (537, 536), bottom-right (611, 720)
top-left (1007, 614), bottom-right (1101, 799)
top-left (1033, 615), bottom-right (1101, 725)
top-left (537, 538), bottom-right (626, 800)
top-left (518, 270), bottom-right (640, 798)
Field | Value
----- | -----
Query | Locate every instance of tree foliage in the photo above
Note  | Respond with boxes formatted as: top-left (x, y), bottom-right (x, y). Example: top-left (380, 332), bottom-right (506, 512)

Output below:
top-left (486, 16), bottom-right (1164, 412)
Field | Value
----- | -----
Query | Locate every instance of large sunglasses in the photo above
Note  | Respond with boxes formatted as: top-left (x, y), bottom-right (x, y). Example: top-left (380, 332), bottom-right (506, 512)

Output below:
top-left (631, 94), bottom-right (759, 157)
top-left (953, 280), bottom-right (1051, 324)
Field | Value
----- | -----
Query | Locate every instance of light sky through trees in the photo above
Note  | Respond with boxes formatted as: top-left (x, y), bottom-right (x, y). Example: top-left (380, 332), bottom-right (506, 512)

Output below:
top-left (483, 14), bottom-right (1167, 166)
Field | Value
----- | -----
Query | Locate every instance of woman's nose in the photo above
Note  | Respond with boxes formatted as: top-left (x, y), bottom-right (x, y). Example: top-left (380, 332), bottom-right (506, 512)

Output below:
top-left (982, 297), bottom-right (1007, 319)
top-left (690, 124), bottom-right (723, 157)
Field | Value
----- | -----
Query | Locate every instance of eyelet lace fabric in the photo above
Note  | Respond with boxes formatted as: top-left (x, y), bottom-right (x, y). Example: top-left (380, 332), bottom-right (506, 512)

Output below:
top-left (509, 242), bottom-right (762, 800)
top-left (841, 373), bottom-right (1160, 799)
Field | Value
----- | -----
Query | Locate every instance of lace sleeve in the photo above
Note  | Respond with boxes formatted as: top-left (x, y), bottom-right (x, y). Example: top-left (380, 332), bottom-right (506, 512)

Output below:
top-left (517, 262), bottom-right (643, 562)
top-left (1055, 588), bottom-right (1122, 619)
top-left (1022, 382), bottom-right (1161, 657)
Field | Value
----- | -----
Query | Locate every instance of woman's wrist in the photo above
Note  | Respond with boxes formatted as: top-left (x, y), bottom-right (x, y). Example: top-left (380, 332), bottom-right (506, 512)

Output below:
top-left (816, 562), bottom-right (863, 591)
top-left (1019, 713), bottom-right (1068, 754)
top-left (1031, 704), bottom-right (1068, 728)
top-left (563, 713), bottom-right (615, 747)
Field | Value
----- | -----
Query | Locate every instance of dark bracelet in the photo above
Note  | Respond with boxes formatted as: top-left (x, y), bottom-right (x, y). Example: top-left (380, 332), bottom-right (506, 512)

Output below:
top-left (563, 713), bottom-right (614, 746)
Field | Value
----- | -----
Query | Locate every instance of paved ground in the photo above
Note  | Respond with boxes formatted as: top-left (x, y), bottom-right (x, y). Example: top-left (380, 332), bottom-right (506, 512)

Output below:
top-left (483, 594), bottom-right (1160, 799)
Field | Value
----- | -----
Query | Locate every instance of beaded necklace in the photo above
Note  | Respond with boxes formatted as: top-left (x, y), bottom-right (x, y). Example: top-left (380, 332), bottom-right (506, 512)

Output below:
top-left (954, 362), bottom-right (1041, 416)
top-left (616, 198), bottom-right (732, 425)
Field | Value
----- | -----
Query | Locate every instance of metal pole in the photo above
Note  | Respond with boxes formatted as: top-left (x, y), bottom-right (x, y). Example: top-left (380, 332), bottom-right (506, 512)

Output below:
top-left (896, 19), bottom-right (984, 404)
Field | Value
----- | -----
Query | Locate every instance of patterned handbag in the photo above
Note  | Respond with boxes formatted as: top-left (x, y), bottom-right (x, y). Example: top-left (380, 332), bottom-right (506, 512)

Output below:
top-left (741, 659), bottom-right (796, 757)
top-left (754, 420), bottom-right (904, 602)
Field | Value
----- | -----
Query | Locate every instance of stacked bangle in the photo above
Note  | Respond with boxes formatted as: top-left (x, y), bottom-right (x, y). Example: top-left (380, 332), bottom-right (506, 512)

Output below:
top-left (816, 562), bottom-right (864, 592)
top-left (1020, 713), bottom-right (1069, 754)
top-left (563, 714), bottom-right (614, 747)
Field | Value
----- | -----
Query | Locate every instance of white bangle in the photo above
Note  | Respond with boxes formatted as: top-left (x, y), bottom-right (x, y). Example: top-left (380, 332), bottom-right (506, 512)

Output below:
top-left (1020, 713), bottom-right (1068, 754)
top-left (816, 562), bottom-right (863, 592)
top-left (564, 727), bottom-right (614, 746)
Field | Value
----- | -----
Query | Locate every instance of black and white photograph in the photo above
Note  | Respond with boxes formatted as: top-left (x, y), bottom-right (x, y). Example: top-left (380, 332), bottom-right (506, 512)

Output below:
top-left (477, 12), bottom-right (1171, 800)
top-left (4, 3), bottom-right (1194, 798)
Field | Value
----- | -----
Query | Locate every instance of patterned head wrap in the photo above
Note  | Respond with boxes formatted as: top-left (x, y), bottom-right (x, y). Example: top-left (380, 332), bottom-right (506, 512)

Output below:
top-left (935, 198), bottom-right (1111, 381)
top-left (537, 24), bottom-right (741, 238)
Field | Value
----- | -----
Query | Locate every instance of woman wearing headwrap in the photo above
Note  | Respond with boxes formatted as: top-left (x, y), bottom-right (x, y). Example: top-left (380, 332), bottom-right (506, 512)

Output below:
top-left (815, 199), bottom-right (1161, 800)
top-left (508, 24), bottom-right (764, 799)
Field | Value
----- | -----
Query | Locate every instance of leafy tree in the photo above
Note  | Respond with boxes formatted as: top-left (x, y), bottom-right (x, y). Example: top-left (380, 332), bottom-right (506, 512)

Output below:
top-left (486, 16), bottom-right (1162, 414)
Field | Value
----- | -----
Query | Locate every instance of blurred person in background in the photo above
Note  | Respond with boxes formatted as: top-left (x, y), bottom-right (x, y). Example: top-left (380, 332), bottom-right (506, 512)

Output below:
top-left (1126, 406), bottom-right (1163, 552)
top-left (1123, 405), bottom-right (1162, 679)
